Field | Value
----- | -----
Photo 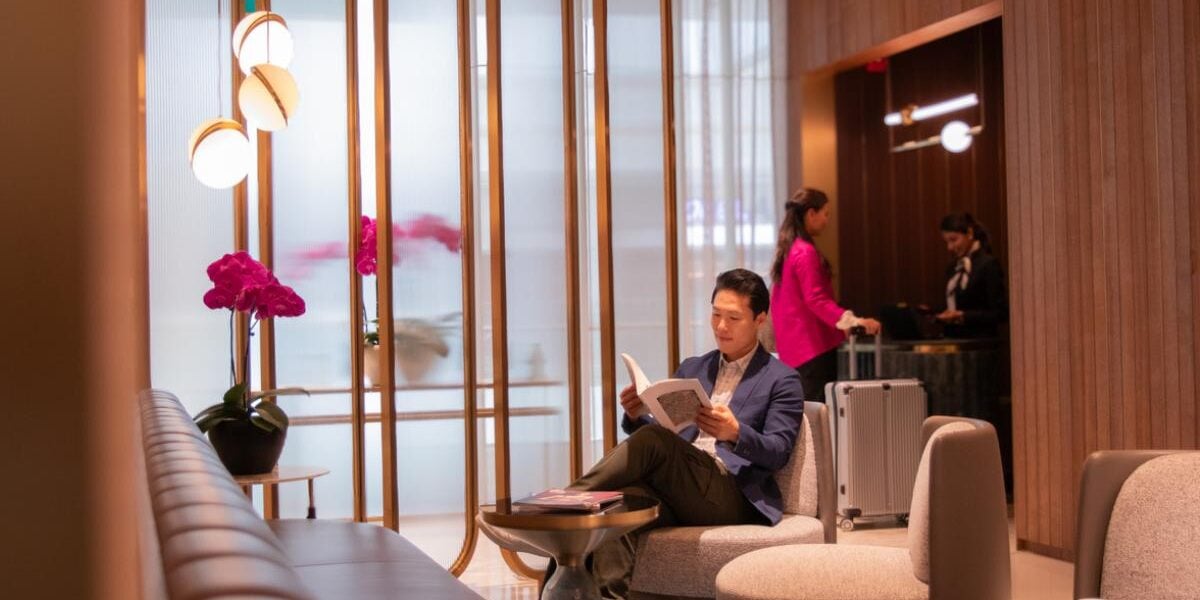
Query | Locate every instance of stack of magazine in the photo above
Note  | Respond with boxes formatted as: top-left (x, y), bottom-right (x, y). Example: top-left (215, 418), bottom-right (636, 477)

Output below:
top-left (512, 489), bottom-right (624, 513)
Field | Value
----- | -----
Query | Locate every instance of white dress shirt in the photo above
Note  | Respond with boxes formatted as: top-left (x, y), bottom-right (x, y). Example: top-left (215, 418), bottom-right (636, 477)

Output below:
top-left (693, 344), bottom-right (758, 464)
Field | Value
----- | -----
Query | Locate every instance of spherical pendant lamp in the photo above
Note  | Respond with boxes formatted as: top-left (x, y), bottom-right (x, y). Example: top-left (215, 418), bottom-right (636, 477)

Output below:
top-left (232, 11), bottom-right (294, 75)
top-left (238, 64), bottom-right (300, 132)
top-left (940, 120), bottom-right (974, 153)
top-left (188, 118), bottom-right (251, 189)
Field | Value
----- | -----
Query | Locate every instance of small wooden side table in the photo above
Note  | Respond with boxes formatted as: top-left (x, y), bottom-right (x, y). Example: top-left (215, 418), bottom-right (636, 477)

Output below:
top-left (233, 465), bottom-right (330, 519)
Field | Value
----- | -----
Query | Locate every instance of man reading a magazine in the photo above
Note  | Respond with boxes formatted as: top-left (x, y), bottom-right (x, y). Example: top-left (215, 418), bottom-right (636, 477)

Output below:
top-left (557, 268), bottom-right (805, 599)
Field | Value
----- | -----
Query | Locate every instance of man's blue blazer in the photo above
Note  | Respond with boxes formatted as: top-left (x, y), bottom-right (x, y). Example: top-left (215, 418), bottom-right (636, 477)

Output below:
top-left (621, 345), bottom-right (806, 525)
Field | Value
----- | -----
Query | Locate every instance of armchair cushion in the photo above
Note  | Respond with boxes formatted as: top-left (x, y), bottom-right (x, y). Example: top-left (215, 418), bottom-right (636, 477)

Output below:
top-left (1100, 453), bottom-right (1200, 600)
top-left (631, 515), bottom-right (825, 597)
top-left (715, 544), bottom-right (928, 600)
top-left (774, 411), bottom-right (817, 517)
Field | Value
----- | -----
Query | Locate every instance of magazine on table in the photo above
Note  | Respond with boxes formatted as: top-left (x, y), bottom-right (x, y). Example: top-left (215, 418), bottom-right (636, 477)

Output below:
top-left (620, 352), bottom-right (712, 433)
top-left (513, 489), bottom-right (624, 513)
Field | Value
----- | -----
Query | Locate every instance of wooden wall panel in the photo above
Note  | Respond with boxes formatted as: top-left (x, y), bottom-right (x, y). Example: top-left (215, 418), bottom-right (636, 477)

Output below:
top-left (1002, 0), bottom-right (1200, 559)
top-left (833, 21), bottom-right (1006, 315)
top-left (791, 0), bottom-right (996, 73)
top-left (792, 0), bottom-right (1200, 559)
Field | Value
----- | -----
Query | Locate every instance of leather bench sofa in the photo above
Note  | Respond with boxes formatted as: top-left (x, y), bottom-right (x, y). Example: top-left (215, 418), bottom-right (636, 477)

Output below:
top-left (138, 389), bottom-right (482, 599)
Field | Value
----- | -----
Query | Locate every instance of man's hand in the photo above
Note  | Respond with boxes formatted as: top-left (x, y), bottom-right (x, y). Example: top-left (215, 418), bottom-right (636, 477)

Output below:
top-left (619, 384), bottom-right (646, 418)
top-left (696, 404), bottom-right (740, 443)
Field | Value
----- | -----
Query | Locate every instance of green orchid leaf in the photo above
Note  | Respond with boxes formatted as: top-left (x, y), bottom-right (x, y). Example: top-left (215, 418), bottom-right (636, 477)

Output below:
top-left (194, 405), bottom-right (245, 432)
top-left (193, 404), bottom-right (229, 421)
top-left (223, 382), bottom-right (248, 406)
top-left (253, 401), bottom-right (289, 430)
top-left (248, 387), bottom-right (309, 402)
top-left (249, 415), bottom-right (276, 433)
top-left (195, 412), bottom-right (241, 434)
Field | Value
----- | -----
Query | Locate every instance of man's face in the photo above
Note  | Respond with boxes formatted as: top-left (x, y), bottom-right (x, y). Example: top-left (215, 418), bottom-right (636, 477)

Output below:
top-left (710, 289), bottom-right (764, 359)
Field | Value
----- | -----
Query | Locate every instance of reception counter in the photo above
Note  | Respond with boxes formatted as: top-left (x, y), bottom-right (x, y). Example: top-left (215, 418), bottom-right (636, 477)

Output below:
top-left (836, 338), bottom-right (1010, 419)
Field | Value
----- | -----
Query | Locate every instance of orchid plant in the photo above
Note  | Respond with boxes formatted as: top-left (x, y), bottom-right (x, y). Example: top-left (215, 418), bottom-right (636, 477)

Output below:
top-left (353, 214), bottom-right (460, 348)
top-left (193, 251), bottom-right (308, 435)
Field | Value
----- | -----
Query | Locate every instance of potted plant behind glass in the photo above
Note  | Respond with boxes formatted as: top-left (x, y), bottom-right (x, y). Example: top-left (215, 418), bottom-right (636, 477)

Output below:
top-left (193, 251), bottom-right (308, 475)
top-left (354, 215), bottom-right (459, 385)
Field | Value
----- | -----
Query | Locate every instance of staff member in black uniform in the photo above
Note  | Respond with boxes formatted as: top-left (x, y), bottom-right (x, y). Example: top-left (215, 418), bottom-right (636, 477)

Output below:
top-left (936, 213), bottom-right (1008, 338)
top-left (937, 212), bottom-right (1013, 497)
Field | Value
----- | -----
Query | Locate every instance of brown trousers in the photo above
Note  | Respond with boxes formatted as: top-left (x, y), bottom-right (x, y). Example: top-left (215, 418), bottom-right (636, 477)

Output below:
top-left (557, 425), bottom-right (763, 599)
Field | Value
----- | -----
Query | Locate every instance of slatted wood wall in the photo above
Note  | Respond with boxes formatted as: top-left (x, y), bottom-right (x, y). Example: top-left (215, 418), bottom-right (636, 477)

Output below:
top-left (1003, 0), bottom-right (1200, 559)
top-left (790, 0), bottom-right (997, 73)
top-left (791, 0), bottom-right (1200, 558)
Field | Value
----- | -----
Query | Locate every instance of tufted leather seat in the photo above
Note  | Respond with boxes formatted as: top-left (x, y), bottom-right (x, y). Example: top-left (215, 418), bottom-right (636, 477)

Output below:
top-left (138, 389), bottom-right (482, 599)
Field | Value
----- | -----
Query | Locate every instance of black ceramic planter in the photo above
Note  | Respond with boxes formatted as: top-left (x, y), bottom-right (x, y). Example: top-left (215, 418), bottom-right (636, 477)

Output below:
top-left (208, 419), bottom-right (287, 475)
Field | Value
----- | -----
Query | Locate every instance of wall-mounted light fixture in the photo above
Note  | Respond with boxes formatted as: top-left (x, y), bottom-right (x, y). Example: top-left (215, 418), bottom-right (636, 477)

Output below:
top-left (890, 120), bottom-right (982, 154)
top-left (883, 93), bottom-right (978, 126)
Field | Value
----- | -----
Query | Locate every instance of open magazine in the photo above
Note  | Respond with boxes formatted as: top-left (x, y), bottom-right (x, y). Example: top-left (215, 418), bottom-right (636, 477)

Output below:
top-left (620, 353), bottom-right (712, 433)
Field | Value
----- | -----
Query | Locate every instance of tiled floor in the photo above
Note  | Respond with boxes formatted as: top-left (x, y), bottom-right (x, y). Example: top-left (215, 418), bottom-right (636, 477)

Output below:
top-left (402, 512), bottom-right (1074, 599)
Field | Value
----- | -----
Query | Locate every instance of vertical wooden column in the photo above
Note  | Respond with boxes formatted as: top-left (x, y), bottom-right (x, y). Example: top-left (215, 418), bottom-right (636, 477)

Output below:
top-left (591, 0), bottom-right (617, 453)
top-left (561, 0), bottom-right (584, 480)
top-left (231, 0), bottom-right (252, 402)
top-left (659, 0), bottom-right (681, 372)
top-left (254, 0), bottom-right (280, 522)
top-left (484, 0), bottom-right (512, 505)
top-left (344, 0), bottom-right (368, 523)
top-left (450, 0), bottom-right (481, 576)
top-left (371, 0), bottom-right (400, 532)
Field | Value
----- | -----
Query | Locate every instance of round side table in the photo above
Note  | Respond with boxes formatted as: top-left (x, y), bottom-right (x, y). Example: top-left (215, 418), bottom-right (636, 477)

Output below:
top-left (478, 495), bottom-right (659, 600)
top-left (233, 465), bottom-right (329, 519)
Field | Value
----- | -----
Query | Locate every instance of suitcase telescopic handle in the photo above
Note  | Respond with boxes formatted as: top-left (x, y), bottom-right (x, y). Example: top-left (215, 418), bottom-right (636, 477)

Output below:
top-left (847, 326), bottom-right (883, 380)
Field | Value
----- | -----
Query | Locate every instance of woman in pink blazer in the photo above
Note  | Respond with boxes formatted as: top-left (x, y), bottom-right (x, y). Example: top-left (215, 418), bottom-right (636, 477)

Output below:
top-left (769, 188), bottom-right (880, 400)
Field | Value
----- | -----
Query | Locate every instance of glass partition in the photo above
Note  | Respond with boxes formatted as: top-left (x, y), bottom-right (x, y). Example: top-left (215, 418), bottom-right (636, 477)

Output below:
top-left (385, 0), bottom-right (470, 565)
top-left (147, 0), bottom-right (238, 416)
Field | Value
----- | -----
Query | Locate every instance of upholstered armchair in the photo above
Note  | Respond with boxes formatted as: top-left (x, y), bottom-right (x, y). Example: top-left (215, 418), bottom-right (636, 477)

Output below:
top-left (1073, 450), bottom-right (1200, 600)
top-left (714, 416), bottom-right (1010, 600)
top-left (628, 401), bottom-right (836, 599)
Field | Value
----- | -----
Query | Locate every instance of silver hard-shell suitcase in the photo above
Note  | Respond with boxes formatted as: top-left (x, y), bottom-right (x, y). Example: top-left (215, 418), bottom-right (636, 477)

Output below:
top-left (825, 328), bottom-right (926, 531)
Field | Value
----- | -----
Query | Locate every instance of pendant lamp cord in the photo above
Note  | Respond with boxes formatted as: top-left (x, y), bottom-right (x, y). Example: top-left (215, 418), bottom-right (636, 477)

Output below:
top-left (216, 0), bottom-right (223, 114)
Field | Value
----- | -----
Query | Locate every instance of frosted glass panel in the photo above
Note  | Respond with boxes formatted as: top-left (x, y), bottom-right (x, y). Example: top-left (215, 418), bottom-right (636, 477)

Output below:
top-left (609, 0), bottom-right (669, 412)
top-left (499, 0), bottom-right (572, 495)
top-left (386, 0), bottom-right (469, 566)
top-left (147, 0), bottom-right (238, 415)
top-left (270, 0), bottom-right (352, 390)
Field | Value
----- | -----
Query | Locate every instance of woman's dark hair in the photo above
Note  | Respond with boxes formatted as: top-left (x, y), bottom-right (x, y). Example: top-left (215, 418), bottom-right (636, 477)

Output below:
top-left (770, 188), bottom-right (831, 285)
top-left (711, 269), bottom-right (770, 316)
top-left (940, 212), bottom-right (991, 253)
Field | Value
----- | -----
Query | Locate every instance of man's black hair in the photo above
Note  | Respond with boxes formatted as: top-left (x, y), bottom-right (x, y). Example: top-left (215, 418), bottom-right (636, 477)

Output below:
top-left (711, 268), bottom-right (770, 316)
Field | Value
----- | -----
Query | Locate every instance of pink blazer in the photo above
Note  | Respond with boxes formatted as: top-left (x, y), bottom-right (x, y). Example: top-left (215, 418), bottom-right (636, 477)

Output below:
top-left (770, 238), bottom-right (847, 368)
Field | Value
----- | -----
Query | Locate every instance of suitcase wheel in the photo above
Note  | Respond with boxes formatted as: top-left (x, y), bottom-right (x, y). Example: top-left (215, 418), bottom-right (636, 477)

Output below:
top-left (897, 514), bottom-right (909, 526)
top-left (839, 518), bottom-right (855, 532)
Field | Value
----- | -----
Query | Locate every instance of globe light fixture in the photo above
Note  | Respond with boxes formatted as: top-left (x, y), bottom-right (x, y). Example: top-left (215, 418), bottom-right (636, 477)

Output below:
top-left (232, 11), bottom-right (294, 75)
top-left (238, 64), bottom-right (300, 132)
top-left (188, 118), bottom-right (252, 189)
top-left (940, 120), bottom-right (974, 153)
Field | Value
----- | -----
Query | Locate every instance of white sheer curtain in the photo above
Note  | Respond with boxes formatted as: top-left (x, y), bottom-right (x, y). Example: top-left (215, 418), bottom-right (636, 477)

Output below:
top-left (676, 0), bottom-right (787, 357)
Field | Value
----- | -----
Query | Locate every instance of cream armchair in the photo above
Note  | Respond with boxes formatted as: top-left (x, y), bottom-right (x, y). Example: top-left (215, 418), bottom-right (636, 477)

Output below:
top-left (1073, 450), bottom-right (1200, 600)
top-left (714, 416), bottom-right (1010, 600)
top-left (628, 401), bottom-right (836, 599)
